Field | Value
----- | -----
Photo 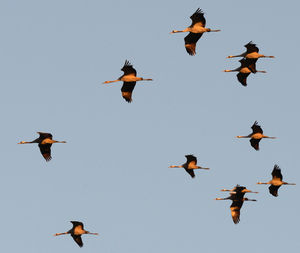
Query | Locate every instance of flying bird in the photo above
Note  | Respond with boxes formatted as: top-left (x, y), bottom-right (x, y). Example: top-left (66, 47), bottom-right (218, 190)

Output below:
top-left (227, 41), bottom-right (275, 60)
top-left (54, 221), bottom-right (98, 247)
top-left (221, 185), bottom-right (258, 198)
top-left (18, 132), bottom-right (66, 161)
top-left (170, 8), bottom-right (220, 55)
top-left (169, 154), bottom-right (209, 178)
top-left (103, 60), bottom-right (153, 103)
top-left (257, 165), bottom-right (296, 197)
top-left (216, 185), bottom-right (257, 224)
top-left (236, 121), bottom-right (276, 150)
top-left (224, 58), bottom-right (266, 86)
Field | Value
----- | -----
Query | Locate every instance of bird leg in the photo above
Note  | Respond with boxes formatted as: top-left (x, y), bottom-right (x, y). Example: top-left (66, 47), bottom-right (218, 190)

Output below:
top-left (244, 198), bottom-right (257, 201)
top-left (262, 136), bottom-right (276, 139)
top-left (194, 166), bottom-right (210, 170)
top-left (262, 55), bottom-right (275, 58)
top-left (141, 78), bottom-right (153, 81)
top-left (86, 232), bottom-right (99, 235)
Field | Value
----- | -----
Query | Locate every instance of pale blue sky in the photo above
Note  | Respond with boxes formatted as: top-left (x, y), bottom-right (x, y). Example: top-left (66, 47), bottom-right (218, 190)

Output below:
top-left (0, 0), bottom-right (299, 252)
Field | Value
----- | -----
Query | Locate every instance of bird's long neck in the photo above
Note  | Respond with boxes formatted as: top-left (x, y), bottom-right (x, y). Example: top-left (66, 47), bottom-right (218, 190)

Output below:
top-left (208, 29), bottom-right (221, 32)
top-left (18, 140), bottom-right (38, 144)
top-left (169, 165), bottom-right (183, 168)
top-left (236, 135), bottom-right (251, 138)
top-left (224, 67), bottom-right (240, 72)
top-left (257, 182), bottom-right (269, 185)
top-left (170, 28), bottom-right (190, 33)
top-left (54, 232), bottom-right (69, 236)
top-left (227, 53), bottom-right (246, 59)
top-left (215, 197), bottom-right (230, 200)
top-left (103, 79), bottom-right (120, 84)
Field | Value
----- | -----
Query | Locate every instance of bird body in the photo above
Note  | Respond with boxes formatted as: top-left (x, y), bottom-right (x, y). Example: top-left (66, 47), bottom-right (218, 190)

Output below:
top-left (224, 58), bottom-right (265, 86)
top-left (169, 154), bottom-right (209, 178)
top-left (171, 8), bottom-right (220, 55)
top-left (257, 165), bottom-right (296, 196)
top-left (54, 221), bottom-right (98, 247)
top-left (221, 185), bottom-right (258, 198)
top-left (236, 121), bottom-right (275, 150)
top-left (227, 41), bottom-right (275, 60)
top-left (18, 132), bottom-right (66, 161)
top-left (103, 60), bottom-right (152, 103)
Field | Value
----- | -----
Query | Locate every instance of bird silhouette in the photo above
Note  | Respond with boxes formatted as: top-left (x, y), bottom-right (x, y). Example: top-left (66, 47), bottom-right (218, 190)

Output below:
top-left (54, 221), bottom-right (98, 247)
top-left (18, 132), bottom-right (66, 161)
top-left (169, 154), bottom-right (209, 178)
top-left (170, 8), bottom-right (220, 55)
top-left (236, 121), bottom-right (276, 150)
top-left (224, 58), bottom-right (266, 86)
top-left (216, 185), bottom-right (257, 224)
top-left (103, 60), bottom-right (152, 103)
top-left (257, 165), bottom-right (296, 196)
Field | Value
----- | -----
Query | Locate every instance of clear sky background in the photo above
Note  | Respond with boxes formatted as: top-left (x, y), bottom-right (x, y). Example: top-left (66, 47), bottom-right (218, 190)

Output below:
top-left (0, 0), bottom-right (299, 252)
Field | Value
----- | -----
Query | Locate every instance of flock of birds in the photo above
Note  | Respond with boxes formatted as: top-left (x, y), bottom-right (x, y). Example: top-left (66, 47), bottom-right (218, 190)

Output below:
top-left (17, 8), bottom-right (296, 247)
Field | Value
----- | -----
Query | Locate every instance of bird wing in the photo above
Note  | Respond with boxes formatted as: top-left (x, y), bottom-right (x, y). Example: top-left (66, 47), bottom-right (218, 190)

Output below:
top-left (244, 41), bottom-right (259, 53)
top-left (38, 132), bottom-right (53, 140)
top-left (121, 82), bottom-right (136, 103)
top-left (38, 143), bottom-right (52, 161)
top-left (121, 60), bottom-right (137, 76)
top-left (236, 72), bottom-right (250, 86)
top-left (185, 155), bottom-right (197, 164)
top-left (71, 234), bottom-right (83, 247)
top-left (251, 121), bottom-right (263, 134)
top-left (245, 59), bottom-right (258, 73)
top-left (71, 221), bottom-right (84, 229)
top-left (230, 200), bottom-right (243, 224)
top-left (250, 138), bottom-right (260, 151)
top-left (272, 165), bottom-right (283, 180)
top-left (232, 186), bottom-right (247, 199)
top-left (269, 185), bottom-right (280, 197)
top-left (190, 8), bottom-right (206, 27)
top-left (184, 168), bottom-right (195, 178)
top-left (184, 32), bottom-right (202, 55)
